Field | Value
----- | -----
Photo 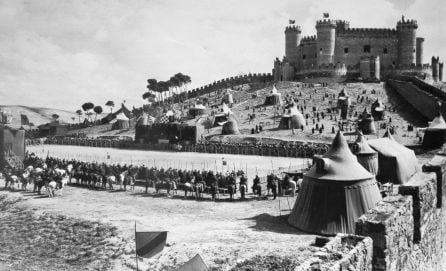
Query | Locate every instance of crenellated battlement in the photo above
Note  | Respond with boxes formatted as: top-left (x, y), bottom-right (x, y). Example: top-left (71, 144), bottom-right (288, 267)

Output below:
top-left (285, 25), bottom-right (301, 33)
top-left (316, 18), bottom-right (337, 28)
top-left (300, 35), bottom-right (317, 43)
top-left (338, 27), bottom-right (396, 34)
top-left (397, 17), bottom-right (418, 29)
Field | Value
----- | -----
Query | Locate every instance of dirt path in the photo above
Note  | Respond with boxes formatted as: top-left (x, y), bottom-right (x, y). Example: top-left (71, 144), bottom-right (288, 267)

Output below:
top-left (0, 179), bottom-right (316, 270)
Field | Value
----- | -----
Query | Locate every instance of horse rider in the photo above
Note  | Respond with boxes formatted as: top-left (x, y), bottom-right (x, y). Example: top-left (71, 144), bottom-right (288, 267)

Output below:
top-left (239, 174), bottom-right (248, 200)
top-left (252, 175), bottom-right (261, 197)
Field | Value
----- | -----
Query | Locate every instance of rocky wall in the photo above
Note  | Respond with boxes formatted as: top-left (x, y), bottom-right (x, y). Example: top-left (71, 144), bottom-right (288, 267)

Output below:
top-left (294, 234), bottom-right (373, 271)
top-left (355, 157), bottom-right (446, 271)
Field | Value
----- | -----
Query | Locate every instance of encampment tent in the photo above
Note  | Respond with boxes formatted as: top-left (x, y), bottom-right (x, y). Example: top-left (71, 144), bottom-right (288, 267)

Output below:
top-left (278, 105), bottom-right (305, 130)
top-left (422, 112), bottom-right (446, 149)
top-left (288, 131), bottom-right (381, 235)
top-left (221, 114), bottom-right (240, 135)
top-left (264, 85), bottom-right (282, 106)
top-left (357, 109), bottom-right (376, 135)
top-left (368, 137), bottom-right (420, 184)
top-left (352, 132), bottom-right (378, 176)
top-left (112, 112), bottom-right (130, 130)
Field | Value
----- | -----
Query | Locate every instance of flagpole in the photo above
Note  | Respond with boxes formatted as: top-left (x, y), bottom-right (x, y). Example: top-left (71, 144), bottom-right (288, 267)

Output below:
top-left (135, 221), bottom-right (139, 271)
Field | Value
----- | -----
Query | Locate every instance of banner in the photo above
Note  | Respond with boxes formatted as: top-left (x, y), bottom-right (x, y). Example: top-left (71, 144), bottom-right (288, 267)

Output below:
top-left (135, 231), bottom-right (167, 259)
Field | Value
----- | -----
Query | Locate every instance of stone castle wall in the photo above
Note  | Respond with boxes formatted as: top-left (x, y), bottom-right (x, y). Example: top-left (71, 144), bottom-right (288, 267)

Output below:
top-left (291, 154), bottom-right (446, 270)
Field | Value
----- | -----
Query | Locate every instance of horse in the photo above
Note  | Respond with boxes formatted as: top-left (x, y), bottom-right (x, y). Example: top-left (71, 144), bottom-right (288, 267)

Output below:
top-left (194, 181), bottom-right (205, 200)
top-left (239, 182), bottom-right (247, 200)
top-left (180, 181), bottom-right (195, 199)
top-left (155, 179), bottom-right (176, 195)
top-left (228, 183), bottom-right (237, 201)
top-left (21, 166), bottom-right (34, 191)
top-left (120, 170), bottom-right (136, 191)
top-left (105, 175), bottom-right (116, 190)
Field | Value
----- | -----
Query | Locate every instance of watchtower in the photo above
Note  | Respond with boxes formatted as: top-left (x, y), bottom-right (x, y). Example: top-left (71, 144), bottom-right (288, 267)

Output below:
top-left (285, 25), bottom-right (301, 66)
top-left (416, 37), bottom-right (424, 66)
top-left (316, 17), bottom-right (337, 66)
top-left (396, 16), bottom-right (418, 66)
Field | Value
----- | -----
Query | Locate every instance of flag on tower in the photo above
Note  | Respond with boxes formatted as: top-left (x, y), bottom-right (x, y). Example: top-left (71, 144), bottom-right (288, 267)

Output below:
top-left (289, 19), bottom-right (295, 24)
top-left (323, 13), bottom-right (329, 18)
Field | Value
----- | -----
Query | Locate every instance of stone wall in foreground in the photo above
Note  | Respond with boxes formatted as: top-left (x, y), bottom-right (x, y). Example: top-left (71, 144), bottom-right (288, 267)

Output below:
top-left (354, 155), bottom-right (446, 271)
top-left (293, 155), bottom-right (446, 271)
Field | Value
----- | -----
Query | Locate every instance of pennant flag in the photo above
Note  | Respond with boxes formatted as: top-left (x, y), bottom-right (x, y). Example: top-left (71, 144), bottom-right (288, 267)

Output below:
top-left (289, 19), bottom-right (295, 24)
top-left (21, 114), bottom-right (30, 126)
top-left (175, 254), bottom-right (208, 271)
top-left (135, 231), bottom-right (167, 258)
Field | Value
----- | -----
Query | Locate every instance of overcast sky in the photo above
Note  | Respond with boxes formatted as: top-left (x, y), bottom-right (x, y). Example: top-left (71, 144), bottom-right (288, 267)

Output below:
top-left (0, 0), bottom-right (444, 111)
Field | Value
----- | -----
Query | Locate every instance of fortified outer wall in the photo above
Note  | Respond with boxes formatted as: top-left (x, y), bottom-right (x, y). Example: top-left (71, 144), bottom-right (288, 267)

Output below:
top-left (387, 75), bottom-right (446, 120)
top-left (387, 79), bottom-right (439, 120)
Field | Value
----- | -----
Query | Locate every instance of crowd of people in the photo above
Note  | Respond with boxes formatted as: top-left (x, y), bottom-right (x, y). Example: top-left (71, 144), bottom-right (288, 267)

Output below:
top-left (15, 153), bottom-right (301, 201)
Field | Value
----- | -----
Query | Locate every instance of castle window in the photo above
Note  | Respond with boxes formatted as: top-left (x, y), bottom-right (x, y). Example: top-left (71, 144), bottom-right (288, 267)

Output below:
top-left (344, 48), bottom-right (349, 54)
top-left (383, 48), bottom-right (388, 54)
top-left (302, 54), bottom-right (306, 60)
top-left (363, 45), bottom-right (371, 53)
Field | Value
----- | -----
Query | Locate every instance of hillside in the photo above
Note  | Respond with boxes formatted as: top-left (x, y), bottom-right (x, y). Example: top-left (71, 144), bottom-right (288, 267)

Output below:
top-left (62, 79), bottom-right (428, 146)
top-left (0, 105), bottom-right (99, 129)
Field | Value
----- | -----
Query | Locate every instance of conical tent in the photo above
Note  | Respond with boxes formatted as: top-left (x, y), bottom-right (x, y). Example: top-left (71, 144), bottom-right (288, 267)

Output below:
top-left (264, 85), bottom-right (282, 106)
top-left (357, 109), bottom-right (376, 135)
top-left (422, 112), bottom-right (446, 149)
top-left (371, 99), bottom-right (385, 120)
top-left (221, 114), bottom-right (240, 135)
top-left (368, 137), bottom-right (420, 184)
top-left (288, 131), bottom-right (381, 235)
top-left (278, 106), bottom-right (305, 130)
top-left (353, 132), bottom-right (379, 175)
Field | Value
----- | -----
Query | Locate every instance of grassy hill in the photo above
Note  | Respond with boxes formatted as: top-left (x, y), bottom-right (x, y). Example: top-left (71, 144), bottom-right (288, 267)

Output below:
top-left (0, 105), bottom-right (82, 128)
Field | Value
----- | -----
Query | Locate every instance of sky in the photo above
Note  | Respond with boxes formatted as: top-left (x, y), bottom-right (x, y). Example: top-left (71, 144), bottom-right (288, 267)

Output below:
top-left (0, 0), bottom-right (444, 111)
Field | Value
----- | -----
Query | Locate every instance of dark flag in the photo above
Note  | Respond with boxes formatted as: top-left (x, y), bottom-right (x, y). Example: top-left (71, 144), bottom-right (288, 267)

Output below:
top-left (323, 13), bottom-right (329, 18)
top-left (21, 114), bottom-right (30, 126)
top-left (289, 19), bottom-right (295, 24)
top-left (175, 254), bottom-right (208, 271)
top-left (135, 231), bottom-right (167, 258)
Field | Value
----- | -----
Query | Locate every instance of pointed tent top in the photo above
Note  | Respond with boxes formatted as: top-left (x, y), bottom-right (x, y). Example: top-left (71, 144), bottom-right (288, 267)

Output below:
top-left (305, 130), bottom-right (374, 181)
top-left (354, 132), bottom-right (376, 154)
top-left (339, 88), bottom-right (348, 97)
top-left (383, 127), bottom-right (395, 140)
top-left (427, 111), bottom-right (446, 130)
top-left (271, 85), bottom-right (280, 95)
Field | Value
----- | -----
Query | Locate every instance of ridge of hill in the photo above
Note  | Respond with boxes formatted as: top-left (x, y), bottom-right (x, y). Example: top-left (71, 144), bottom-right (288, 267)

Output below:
top-left (0, 105), bottom-right (80, 128)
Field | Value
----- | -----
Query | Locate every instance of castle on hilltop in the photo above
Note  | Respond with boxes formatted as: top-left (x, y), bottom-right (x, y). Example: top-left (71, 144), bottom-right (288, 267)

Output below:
top-left (273, 14), bottom-right (443, 82)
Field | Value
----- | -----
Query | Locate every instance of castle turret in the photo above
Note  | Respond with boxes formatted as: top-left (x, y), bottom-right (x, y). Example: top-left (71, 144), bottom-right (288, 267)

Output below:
top-left (285, 25), bottom-right (301, 66)
top-left (396, 17), bottom-right (418, 66)
top-left (416, 37), bottom-right (424, 66)
top-left (273, 57), bottom-right (282, 82)
top-left (316, 18), bottom-right (337, 66)
top-left (440, 62), bottom-right (444, 82)
top-left (432, 56), bottom-right (439, 81)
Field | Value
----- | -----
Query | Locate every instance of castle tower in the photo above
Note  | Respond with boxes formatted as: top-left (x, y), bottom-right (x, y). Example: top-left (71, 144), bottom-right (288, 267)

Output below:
top-left (416, 37), bottom-right (424, 66)
top-left (285, 25), bottom-right (301, 66)
top-left (273, 57), bottom-right (282, 82)
top-left (440, 62), bottom-right (444, 82)
top-left (316, 18), bottom-right (337, 66)
top-left (432, 56), bottom-right (439, 81)
top-left (396, 17), bottom-right (418, 66)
